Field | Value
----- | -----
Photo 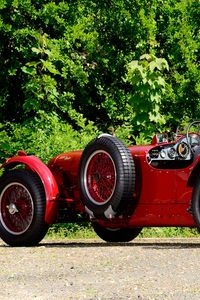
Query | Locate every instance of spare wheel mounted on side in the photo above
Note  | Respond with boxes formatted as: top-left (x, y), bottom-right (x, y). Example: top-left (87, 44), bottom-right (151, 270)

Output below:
top-left (79, 135), bottom-right (136, 219)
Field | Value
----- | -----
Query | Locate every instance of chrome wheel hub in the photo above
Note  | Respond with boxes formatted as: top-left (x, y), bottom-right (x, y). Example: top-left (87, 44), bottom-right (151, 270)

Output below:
top-left (7, 203), bottom-right (19, 215)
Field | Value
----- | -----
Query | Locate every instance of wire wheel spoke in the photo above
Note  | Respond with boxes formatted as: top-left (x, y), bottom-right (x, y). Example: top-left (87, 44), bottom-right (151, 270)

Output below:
top-left (0, 183), bottom-right (34, 235)
top-left (85, 151), bottom-right (117, 204)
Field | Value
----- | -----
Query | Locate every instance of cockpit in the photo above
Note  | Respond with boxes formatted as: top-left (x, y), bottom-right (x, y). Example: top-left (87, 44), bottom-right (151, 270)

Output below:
top-left (147, 121), bottom-right (200, 168)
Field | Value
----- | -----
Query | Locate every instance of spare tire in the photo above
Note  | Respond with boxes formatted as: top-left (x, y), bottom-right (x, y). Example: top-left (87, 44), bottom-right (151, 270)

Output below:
top-left (79, 135), bottom-right (135, 219)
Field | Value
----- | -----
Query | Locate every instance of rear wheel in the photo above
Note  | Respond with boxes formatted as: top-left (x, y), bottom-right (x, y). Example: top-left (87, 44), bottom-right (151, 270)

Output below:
top-left (79, 136), bottom-right (135, 219)
top-left (191, 174), bottom-right (200, 229)
top-left (92, 222), bottom-right (142, 242)
top-left (0, 169), bottom-right (49, 246)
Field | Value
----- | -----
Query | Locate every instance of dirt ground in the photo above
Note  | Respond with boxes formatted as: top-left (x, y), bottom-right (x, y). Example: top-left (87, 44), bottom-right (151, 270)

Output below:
top-left (0, 238), bottom-right (200, 300)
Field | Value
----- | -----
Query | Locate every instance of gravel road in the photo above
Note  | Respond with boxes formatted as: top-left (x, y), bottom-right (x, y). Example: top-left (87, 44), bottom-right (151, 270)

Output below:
top-left (0, 238), bottom-right (200, 300)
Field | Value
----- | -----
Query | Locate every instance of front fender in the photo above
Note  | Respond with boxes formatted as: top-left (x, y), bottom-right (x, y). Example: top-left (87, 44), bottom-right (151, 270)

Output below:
top-left (0, 154), bottom-right (59, 224)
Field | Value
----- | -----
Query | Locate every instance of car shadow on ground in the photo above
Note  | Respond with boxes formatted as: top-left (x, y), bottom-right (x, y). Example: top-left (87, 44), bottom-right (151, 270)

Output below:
top-left (1, 239), bottom-right (200, 249)
top-left (39, 239), bottom-right (200, 250)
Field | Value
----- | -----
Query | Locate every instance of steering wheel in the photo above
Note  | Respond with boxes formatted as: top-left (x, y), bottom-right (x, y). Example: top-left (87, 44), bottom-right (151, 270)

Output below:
top-left (186, 121), bottom-right (200, 153)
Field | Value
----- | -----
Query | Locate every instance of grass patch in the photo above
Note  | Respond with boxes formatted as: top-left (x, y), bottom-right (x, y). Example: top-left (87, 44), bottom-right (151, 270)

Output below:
top-left (45, 223), bottom-right (200, 240)
top-left (46, 223), bottom-right (96, 240)
top-left (139, 227), bottom-right (199, 238)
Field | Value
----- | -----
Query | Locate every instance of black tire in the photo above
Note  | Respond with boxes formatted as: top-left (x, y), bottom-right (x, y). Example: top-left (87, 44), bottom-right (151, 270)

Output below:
top-left (92, 222), bottom-right (142, 242)
top-left (79, 135), bottom-right (135, 219)
top-left (191, 174), bottom-right (200, 229)
top-left (0, 169), bottom-right (49, 246)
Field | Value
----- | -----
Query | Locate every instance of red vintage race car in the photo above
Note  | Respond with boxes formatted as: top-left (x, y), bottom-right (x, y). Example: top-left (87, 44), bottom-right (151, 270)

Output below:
top-left (1, 121), bottom-right (200, 246)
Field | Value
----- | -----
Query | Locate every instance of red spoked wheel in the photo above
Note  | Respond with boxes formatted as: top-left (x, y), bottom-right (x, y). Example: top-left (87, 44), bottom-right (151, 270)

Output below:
top-left (0, 170), bottom-right (49, 246)
top-left (79, 136), bottom-right (136, 219)
top-left (84, 150), bottom-right (116, 205)
top-left (0, 183), bottom-right (34, 235)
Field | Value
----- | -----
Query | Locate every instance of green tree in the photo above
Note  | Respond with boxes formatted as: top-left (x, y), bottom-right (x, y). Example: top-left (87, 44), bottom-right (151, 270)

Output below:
top-left (0, 0), bottom-right (200, 163)
top-left (125, 54), bottom-right (168, 134)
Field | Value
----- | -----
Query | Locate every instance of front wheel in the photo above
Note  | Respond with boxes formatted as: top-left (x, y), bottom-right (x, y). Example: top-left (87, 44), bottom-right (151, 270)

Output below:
top-left (0, 169), bottom-right (49, 246)
top-left (92, 222), bottom-right (142, 242)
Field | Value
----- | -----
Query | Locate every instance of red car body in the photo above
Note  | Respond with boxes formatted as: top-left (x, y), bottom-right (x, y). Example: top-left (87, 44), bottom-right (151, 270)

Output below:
top-left (1, 121), bottom-right (200, 246)
top-left (46, 143), bottom-right (194, 228)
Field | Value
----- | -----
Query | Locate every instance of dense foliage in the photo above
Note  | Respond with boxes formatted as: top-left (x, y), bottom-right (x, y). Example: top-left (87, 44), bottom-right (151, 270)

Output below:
top-left (0, 0), bottom-right (200, 162)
